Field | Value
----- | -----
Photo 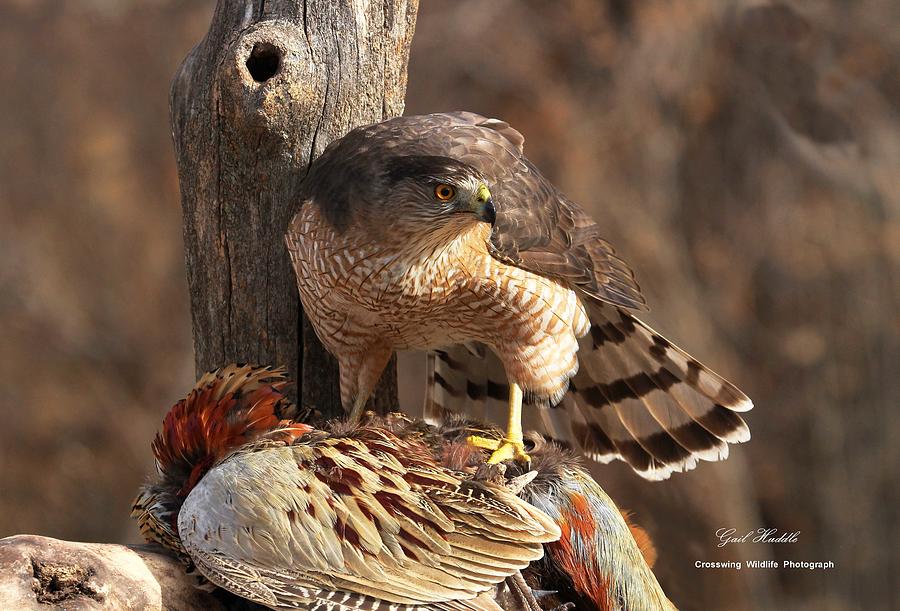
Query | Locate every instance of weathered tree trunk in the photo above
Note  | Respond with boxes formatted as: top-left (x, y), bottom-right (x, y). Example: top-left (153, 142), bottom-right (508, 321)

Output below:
top-left (173, 0), bottom-right (418, 417)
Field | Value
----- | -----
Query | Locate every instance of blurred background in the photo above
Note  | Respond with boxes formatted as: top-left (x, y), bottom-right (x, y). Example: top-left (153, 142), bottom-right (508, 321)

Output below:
top-left (0, 1), bottom-right (897, 610)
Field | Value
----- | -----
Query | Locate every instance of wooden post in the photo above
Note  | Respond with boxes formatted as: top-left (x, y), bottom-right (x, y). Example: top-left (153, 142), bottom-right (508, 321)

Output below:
top-left (172, 0), bottom-right (417, 417)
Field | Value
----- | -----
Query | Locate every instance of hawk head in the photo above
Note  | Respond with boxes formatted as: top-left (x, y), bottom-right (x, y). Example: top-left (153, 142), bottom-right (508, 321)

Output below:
top-left (380, 154), bottom-right (496, 226)
top-left (300, 129), bottom-right (495, 235)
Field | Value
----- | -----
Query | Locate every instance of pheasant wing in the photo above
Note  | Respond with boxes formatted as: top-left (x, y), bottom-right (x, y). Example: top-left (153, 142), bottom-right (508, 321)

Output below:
top-left (178, 430), bottom-right (558, 609)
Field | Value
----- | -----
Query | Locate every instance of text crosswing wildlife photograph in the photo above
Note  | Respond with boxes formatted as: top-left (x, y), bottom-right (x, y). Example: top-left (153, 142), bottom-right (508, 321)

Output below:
top-left (0, 2), bottom-right (896, 611)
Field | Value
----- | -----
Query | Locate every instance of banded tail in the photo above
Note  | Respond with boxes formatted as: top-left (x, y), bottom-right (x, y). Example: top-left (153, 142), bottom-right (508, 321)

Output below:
top-left (424, 303), bottom-right (752, 480)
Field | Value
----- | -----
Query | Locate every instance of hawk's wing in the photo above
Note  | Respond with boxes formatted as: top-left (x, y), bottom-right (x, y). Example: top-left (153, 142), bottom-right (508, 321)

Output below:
top-left (361, 111), bottom-right (647, 311)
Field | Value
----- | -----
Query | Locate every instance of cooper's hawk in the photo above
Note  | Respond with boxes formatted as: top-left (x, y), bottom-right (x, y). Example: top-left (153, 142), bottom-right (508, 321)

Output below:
top-left (286, 112), bottom-right (751, 477)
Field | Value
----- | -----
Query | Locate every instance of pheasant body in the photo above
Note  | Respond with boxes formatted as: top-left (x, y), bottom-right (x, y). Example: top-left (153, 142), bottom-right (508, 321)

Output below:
top-left (133, 366), bottom-right (560, 611)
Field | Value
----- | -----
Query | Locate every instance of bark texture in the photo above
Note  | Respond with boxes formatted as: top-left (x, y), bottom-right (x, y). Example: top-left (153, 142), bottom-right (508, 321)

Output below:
top-left (173, 0), bottom-right (418, 417)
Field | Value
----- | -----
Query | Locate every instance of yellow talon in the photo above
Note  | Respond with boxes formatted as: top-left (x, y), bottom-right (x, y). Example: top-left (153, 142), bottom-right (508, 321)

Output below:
top-left (491, 439), bottom-right (531, 464)
top-left (466, 435), bottom-right (531, 464)
top-left (467, 435), bottom-right (502, 450)
top-left (466, 382), bottom-right (530, 464)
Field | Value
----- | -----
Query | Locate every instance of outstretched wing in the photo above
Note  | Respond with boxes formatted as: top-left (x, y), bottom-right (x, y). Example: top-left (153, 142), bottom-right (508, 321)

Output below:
top-left (357, 111), bottom-right (646, 311)
top-left (178, 430), bottom-right (559, 609)
top-left (425, 303), bottom-right (753, 481)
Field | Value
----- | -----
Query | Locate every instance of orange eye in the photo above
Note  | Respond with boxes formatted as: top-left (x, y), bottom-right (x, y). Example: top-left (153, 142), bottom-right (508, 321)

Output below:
top-left (434, 184), bottom-right (456, 201)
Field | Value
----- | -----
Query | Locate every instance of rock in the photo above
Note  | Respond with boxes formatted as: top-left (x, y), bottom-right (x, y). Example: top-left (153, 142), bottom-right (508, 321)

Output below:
top-left (0, 535), bottom-right (224, 610)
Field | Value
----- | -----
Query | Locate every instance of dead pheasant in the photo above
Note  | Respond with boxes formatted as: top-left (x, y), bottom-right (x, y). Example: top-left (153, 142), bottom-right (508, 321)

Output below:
top-left (132, 365), bottom-right (561, 610)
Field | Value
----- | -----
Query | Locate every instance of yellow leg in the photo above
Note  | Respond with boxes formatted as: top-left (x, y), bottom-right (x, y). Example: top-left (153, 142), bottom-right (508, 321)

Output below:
top-left (467, 383), bottom-right (530, 464)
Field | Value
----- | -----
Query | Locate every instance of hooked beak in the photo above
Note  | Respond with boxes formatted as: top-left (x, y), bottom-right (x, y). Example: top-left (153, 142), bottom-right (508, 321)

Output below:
top-left (465, 183), bottom-right (496, 225)
top-left (474, 196), bottom-right (496, 225)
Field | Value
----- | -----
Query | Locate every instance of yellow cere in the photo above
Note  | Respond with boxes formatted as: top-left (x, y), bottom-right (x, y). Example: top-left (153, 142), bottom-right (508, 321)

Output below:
top-left (476, 183), bottom-right (491, 203)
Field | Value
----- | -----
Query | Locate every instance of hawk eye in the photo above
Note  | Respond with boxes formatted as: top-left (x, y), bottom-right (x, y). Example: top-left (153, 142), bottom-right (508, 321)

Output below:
top-left (434, 184), bottom-right (456, 201)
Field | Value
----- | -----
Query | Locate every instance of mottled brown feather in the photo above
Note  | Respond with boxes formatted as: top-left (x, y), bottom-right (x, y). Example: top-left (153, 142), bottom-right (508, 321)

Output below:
top-left (308, 111), bottom-right (646, 311)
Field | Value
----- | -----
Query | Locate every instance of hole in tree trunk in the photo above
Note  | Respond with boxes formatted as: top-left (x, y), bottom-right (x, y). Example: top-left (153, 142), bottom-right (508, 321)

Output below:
top-left (246, 43), bottom-right (281, 82)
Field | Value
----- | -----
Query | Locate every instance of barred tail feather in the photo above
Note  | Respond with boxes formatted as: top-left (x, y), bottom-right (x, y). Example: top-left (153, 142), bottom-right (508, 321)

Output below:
top-left (422, 304), bottom-right (752, 480)
top-left (570, 303), bottom-right (751, 479)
